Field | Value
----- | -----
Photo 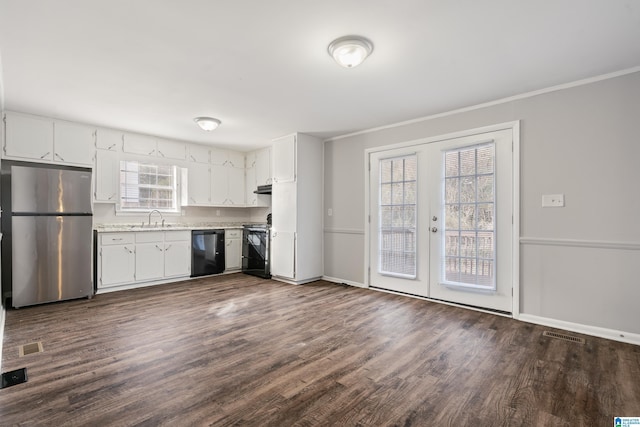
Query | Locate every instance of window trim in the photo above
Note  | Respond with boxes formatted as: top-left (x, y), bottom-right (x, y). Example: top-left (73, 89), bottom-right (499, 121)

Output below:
top-left (117, 159), bottom-right (181, 214)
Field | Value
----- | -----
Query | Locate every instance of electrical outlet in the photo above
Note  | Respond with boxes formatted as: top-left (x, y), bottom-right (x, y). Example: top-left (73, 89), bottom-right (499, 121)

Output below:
top-left (216, 209), bottom-right (221, 216)
top-left (542, 194), bottom-right (564, 207)
top-left (328, 208), bottom-right (333, 217)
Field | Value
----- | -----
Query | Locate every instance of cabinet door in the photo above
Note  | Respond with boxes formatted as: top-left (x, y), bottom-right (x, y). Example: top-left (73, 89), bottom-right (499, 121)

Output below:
top-left (135, 243), bottom-right (165, 281)
top-left (272, 181), bottom-right (297, 232)
top-left (164, 241), bottom-right (191, 277)
top-left (211, 164), bottom-right (228, 205)
top-left (227, 166), bottom-right (245, 206)
top-left (4, 113), bottom-right (53, 161)
top-left (99, 245), bottom-right (135, 288)
top-left (188, 144), bottom-right (209, 163)
top-left (225, 237), bottom-right (242, 270)
top-left (227, 151), bottom-right (245, 169)
top-left (245, 151), bottom-right (256, 169)
top-left (245, 165), bottom-right (257, 206)
top-left (54, 121), bottom-right (95, 166)
top-left (123, 134), bottom-right (157, 156)
top-left (96, 129), bottom-right (122, 151)
top-left (271, 230), bottom-right (295, 279)
top-left (210, 147), bottom-right (228, 165)
top-left (157, 139), bottom-right (186, 160)
top-left (272, 135), bottom-right (295, 183)
top-left (255, 147), bottom-right (272, 185)
top-left (186, 163), bottom-right (211, 205)
top-left (95, 150), bottom-right (119, 202)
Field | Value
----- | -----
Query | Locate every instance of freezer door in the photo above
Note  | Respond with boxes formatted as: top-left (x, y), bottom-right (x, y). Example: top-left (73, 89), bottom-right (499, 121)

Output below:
top-left (12, 215), bottom-right (93, 307)
top-left (11, 165), bottom-right (92, 213)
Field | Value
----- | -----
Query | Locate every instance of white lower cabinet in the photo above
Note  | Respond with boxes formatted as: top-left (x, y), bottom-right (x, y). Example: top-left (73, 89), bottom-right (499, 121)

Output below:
top-left (164, 233), bottom-right (191, 277)
top-left (135, 232), bottom-right (165, 281)
top-left (225, 229), bottom-right (242, 271)
top-left (97, 230), bottom-right (191, 290)
top-left (99, 233), bottom-right (135, 288)
top-left (270, 230), bottom-right (295, 279)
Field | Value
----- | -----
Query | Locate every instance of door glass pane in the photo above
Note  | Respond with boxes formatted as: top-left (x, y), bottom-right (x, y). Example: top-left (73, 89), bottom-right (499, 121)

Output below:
top-left (442, 143), bottom-right (496, 289)
top-left (379, 155), bottom-right (417, 278)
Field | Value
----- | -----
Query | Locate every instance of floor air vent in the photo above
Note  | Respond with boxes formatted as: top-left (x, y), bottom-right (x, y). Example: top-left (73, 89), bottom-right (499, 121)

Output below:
top-left (19, 342), bottom-right (44, 356)
top-left (1, 368), bottom-right (28, 388)
top-left (542, 331), bottom-right (585, 344)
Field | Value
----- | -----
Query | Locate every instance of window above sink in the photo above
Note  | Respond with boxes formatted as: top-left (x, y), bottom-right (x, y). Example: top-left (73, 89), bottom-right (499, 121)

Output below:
top-left (119, 160), bottom-right (180, 213)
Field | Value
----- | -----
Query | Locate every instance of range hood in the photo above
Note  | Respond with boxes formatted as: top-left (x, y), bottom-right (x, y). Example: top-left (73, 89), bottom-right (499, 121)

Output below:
top-left (254, 184), bottom-right (272, 195)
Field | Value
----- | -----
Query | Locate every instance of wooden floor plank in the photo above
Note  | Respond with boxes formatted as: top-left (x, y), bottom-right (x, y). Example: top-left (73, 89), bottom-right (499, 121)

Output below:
top-left (1, 273), bottom-right (639, 426)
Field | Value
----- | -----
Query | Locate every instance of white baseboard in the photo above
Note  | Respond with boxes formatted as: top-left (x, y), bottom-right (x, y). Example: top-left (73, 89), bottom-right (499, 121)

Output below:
top-left (272, 276), bottom-right (323, 285)
top-left (321, 276), bottom-right (366, 288)
top-left (518, 314), bottom-right (640, 346)
top-left (320, 276), bottom-right (639, 347)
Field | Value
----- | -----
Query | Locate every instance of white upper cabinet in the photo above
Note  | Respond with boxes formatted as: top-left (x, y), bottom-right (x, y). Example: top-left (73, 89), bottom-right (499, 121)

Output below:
top-left (3, 112), bottom-right (93, 166)
top-left (94, 149), bottom-right (119, 203)
top-left (53, 121), bottom-right (95, 165)
top-left (210, 164), bottom-right (228, 205)
top-left (123, 134), bottom-right (157, 156)
top-left (245, 148), bottom-right (270, 207)
top-left (157, 139), bottom-right (186, 160)
top-left (3, 112), bottom-right (54, 161)
top-left (255, 147), bottom-right (272, 186)
top-left (188, 144), bottom-right (210, 163)
top-left (272, 134), bottom-right (295, 183)
top-left (227, 151), bottom-right (245, 169)
top-left (211, 163), bottom-right (245, 206)
top-left (185, 163), bottom-right (211, 205)
top-left (210, 147), bottom-right (228, 165)
top-left (245, 151), bottom-right (256, 169)
top-left (245, 165), bottom-right (257, 206)
top-left (227, 165), bottom-right (245, 205)
top-left (96, 128), bottom-right (122, 151)
top-left (210, 147), bottom-right (244, 168)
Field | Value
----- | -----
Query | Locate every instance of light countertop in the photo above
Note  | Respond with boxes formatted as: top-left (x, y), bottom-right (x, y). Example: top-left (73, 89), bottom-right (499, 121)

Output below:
top-left (94, 222), bottom-right (263, 232)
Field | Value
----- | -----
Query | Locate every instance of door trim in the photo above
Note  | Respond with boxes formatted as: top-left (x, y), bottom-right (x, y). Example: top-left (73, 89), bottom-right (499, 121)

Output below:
top-left (364, 121), bottom-right (520, 318)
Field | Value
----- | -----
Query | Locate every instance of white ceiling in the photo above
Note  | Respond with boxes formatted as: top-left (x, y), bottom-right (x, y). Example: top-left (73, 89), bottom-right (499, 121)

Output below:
top-left (0, 1), bottom-right (639, 151)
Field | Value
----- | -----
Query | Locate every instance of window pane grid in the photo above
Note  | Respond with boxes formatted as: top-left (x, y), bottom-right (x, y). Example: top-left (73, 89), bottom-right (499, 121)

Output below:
top-left (442, 143), bottom-right (496, 289)
top-left (120, 160), bottom-right (178, 211)
top-left (379, 155), bottom-right (417, 278)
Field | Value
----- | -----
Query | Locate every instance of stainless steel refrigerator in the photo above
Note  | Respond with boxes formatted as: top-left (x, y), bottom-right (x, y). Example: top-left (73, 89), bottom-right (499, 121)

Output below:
top-left (4, 163), bottom-right (93, 308)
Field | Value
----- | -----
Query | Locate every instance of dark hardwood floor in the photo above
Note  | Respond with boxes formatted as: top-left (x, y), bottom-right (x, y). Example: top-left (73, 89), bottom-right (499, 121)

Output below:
top-left (1, 273), bottom-right (639, 426)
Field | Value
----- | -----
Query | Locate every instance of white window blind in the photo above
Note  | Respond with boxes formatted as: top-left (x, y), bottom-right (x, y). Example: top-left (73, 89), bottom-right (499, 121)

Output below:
top-left (120, 160), bottom-right (178, 212)
top-left (378, 155), bottom-right (417, 278)
top-left (443, 143), bottom-right (496, 289)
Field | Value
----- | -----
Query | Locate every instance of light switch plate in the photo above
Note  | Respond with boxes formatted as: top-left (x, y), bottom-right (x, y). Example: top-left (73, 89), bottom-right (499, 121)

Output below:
top-left (542, 194), bottom-right (564, 207)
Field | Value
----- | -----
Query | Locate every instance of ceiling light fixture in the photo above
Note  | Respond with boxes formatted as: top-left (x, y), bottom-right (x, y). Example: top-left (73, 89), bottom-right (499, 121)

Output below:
top-left (194, 117), bottom-right (221, 131)
top-left (328, 35), bottom-right (373, 68)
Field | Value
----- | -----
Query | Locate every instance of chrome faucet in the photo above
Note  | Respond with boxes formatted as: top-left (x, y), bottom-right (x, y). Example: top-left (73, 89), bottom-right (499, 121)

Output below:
top-left (148, 209), bottom-right (165, 227)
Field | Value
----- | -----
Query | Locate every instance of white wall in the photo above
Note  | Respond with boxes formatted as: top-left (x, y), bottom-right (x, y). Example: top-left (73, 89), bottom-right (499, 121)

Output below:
top-left (324, 70), bottom-right (640, 338)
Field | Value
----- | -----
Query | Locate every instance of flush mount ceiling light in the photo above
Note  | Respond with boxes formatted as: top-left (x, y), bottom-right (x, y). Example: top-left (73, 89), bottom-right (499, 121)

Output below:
top-left (194, 117), bottom-right (221, 131)
top-left (328, 35), bottom-right (373, 68)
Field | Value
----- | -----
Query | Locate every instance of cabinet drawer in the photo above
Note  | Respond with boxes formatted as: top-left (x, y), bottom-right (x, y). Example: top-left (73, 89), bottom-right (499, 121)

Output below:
top-left (135, 231), bottom-right (164, 243)
top-left (100, 233), bottom-right (134, 245)
top-left (164, 230), bottom-right (191, 242)
top-left (225, 229), bottom-right (242, 239)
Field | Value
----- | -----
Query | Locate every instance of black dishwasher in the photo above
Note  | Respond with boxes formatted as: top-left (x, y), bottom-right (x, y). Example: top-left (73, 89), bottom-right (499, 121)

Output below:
top-left (191, 229), bottom-right (225, 277)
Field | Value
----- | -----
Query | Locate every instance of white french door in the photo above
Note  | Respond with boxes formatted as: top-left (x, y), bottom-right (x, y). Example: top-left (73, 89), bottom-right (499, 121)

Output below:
top-left (368, 128), bottom-right (514, 313)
